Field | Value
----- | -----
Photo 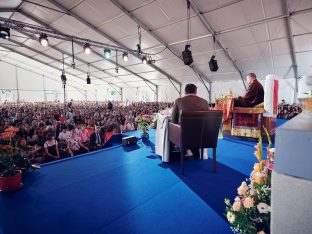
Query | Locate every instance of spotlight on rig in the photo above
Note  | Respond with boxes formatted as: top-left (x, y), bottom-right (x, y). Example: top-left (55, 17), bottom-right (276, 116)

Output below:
top-left (0, 26), bottom-right (10, 40)
top-left (122, 52), bottom-right (128, 62)
top-left (104, 48), bottom-right (111, 59)
top-left (84, 43), bottom-right (91, 54)
top-left (39, 33), bottom-right (48, 47)
top-left (182, 44), bottom-right (193, 66)
top-left (142, 56), bottom-right (147, 64)
top-left (209, 55), bottom-right (219, 72)
top-left (86, 74), bottom-right (91, 84)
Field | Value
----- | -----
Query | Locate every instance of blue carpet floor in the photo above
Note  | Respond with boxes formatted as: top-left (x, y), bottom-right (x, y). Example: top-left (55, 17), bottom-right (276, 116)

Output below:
top-left (0, 120), bottom-right (288, 234)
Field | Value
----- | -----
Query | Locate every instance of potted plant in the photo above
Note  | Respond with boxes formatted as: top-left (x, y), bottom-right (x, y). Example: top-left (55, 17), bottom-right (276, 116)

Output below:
top-left (0, 128), bottom-right (32, 192)
top-left (135, 115), bottom-right (152, 141)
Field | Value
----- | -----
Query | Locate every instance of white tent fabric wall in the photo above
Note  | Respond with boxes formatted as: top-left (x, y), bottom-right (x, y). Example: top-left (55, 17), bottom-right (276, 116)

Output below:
top-left (0, 61), bottom-right (98, 103)
top-left (158, 85), bottom-right (180, 102)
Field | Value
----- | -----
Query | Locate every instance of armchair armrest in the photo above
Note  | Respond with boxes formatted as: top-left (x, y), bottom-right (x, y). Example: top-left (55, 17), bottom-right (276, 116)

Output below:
top-left (168, 122), bottom-right (181, 147)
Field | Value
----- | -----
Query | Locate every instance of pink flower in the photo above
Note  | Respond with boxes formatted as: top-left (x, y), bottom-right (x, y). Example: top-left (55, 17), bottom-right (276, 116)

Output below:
top-left (233, 201), bottom-right (241, 211)
top-left (243, 197), bottom-right (254, 208)
top-left (237, 181), bottom-right (249, 196)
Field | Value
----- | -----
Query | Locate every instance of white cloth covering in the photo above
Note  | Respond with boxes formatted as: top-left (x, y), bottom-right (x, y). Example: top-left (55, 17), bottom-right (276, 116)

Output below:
top-left (264, 74), bottom-right (279, 117)
top-left (155, 113), bottom-right (170, 162)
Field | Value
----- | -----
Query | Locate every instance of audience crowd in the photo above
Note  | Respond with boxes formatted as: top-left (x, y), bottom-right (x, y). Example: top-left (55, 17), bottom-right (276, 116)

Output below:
top-left (0, 101), bottom-right (173, 164)
top-left (277, 100), bottom-right (302, 119)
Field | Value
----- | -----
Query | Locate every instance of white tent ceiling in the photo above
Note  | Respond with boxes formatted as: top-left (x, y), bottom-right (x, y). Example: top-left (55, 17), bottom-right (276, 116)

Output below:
top-left (0, 0), bottom-right (311, 93)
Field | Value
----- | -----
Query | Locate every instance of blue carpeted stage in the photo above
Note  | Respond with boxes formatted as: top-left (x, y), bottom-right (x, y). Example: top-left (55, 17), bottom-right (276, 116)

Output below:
top-left (0, 121), bottom-right (288, 234)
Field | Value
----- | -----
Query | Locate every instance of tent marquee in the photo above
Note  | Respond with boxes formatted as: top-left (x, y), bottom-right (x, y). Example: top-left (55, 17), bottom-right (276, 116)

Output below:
top-left (0, 0), bottom-right (311, 101)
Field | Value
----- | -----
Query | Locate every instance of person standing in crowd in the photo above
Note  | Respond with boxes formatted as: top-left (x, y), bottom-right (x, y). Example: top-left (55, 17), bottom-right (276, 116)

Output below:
top-left (234, 73), bottom-right (264, 107)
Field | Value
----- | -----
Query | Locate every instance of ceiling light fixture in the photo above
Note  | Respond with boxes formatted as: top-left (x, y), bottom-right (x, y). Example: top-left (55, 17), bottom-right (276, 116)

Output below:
top-left (104, 48), bottom-right (111, 59)
top-left (39, 33), bottom-right (48, 47)
top-left (142, 56), bottom-right (147, 64)
top-left (86, 74), bottom-right (91, 84)
top-left (84, 43), bottom-right (91, 54)
top-left (86, 63), bottom-right (91, 84)
top-left (182, 0), bottom-right (193, 66)
top-left (122, 52), bottom-right (128, 62)
top-left (0, 26), bottom-right (10, 39)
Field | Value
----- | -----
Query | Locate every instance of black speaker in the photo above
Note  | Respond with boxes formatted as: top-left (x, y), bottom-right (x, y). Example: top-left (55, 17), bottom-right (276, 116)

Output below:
top-left (182, 45), bottom-right (193, 66)
top-left (209, 55), bottom-right (219, 72)
top-left (122, 136), bottom-right (137, 147)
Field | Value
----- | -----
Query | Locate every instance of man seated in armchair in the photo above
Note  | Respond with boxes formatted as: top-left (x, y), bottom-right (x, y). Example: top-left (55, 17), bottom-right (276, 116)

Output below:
top-left (234, 72), bottom-right (264, 107)
top-left (171, 83), bottom-right (209, 159)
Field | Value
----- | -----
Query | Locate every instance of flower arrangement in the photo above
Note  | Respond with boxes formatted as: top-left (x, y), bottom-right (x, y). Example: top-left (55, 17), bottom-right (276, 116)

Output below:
top-left (0, 127), bottom-right (32, 178)
top-left (225, 128), bottom-right (274, 234)
top-left (135, 115), bottom-right (152, 137)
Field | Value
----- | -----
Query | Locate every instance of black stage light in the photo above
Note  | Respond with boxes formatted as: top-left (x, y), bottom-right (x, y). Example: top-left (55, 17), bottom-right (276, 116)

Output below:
top-left (61, 73), bottom-right (67, 84)
top-left (86, 74), bottom-right (91, 84)
top-left (209, 55), bottom-right (219, 72)
top-left (182, 44), bottom-right (193, 65)
top-left (142, 56), bottom-right (147, 64)
top-left (0, 26), bottom-right (10, 39)
top-left (39, 33), bottom-right (48, 47)
top-left (84, 43), bottom-right (91, 54)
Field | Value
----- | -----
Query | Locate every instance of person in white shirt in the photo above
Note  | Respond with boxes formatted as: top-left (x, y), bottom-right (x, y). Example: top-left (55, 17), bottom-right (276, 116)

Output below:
top-left (67, 130), bottom-right (89, 156)
top-left (58, 127), bottom-right (70, 141)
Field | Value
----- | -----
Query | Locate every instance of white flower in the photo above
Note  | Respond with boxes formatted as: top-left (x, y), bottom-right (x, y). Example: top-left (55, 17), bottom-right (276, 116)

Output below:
top-left (269, 148), bottom-right (275, 153)
top-left (257, 203), bottom-right (269, 213)
top-left (227, 212), bottom-right (235, 224)
top-left (234, 196), bottom-right (240, 202)
top-left (254, 172), bottom-right (262, 178)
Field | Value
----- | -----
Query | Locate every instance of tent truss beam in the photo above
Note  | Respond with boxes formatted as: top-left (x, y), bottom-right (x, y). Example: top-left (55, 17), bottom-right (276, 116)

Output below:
top-left (16, 10), bottom-right (156, 94)
top-left (281, 0), bottom-right (299, 100)
top-left (111, 0), bottom-right (213, 88)
top-left (0, 45), bottom-right (95, 97)
top-left (45, 0), bottom-right (181, 94)
top-left (7, 38), bottom-right (122, 95)
top-left (189, 0), bottom-right (247, 90)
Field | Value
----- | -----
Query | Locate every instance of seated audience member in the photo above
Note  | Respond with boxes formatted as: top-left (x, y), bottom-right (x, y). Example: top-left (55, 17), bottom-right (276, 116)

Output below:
top-left (126, 118), bottom-right (135, 131)
top-left (58, 126), bottom-right (70, 141)
top-left (89, 126), bottom-right (103, 151)
top-left (234, 73), bottom-right (264, 107)
top-left (43, 133), bottom-right (60, 162)
top-left (67, 130), bottom-right (89, 156)
top-left (79, 125), bottom-right (90, 148)
top-left (171, 83), bottom-right (209, 159)
top-left (58, 126), bottom-right (70, 157)
top-left (18, 138), bottom-right (42, 160)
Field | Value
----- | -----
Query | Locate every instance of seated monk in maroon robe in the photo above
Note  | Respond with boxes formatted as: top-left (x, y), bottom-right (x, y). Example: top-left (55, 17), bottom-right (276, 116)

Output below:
top-left (234, 73), bottom-right (264, 107)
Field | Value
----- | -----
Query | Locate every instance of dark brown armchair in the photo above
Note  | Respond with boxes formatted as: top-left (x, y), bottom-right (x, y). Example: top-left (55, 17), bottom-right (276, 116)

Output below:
top-left (168, 110), bottom-right (223, 175)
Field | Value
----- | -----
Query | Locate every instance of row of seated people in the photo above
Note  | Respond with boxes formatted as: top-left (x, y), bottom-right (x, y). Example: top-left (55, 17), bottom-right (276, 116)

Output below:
top-left (1, 101), bottom-right (173, 164)
top-left (277, 101), bottom-right (302, 119)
